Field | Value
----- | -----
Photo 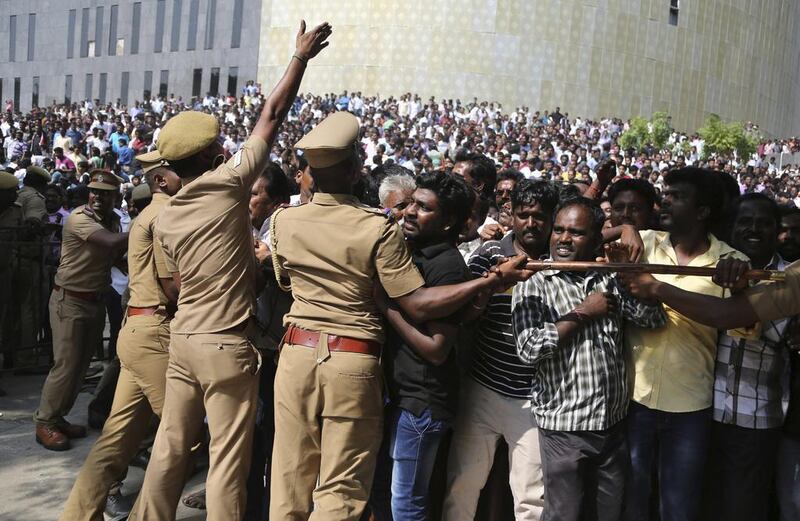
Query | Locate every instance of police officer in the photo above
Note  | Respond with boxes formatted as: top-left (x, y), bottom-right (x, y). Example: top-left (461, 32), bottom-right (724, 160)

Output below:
top-left (60, 152), bottom-right (182, 520)
top-left (0, 171), bottom-right (22, 388)
top-left (127, 20), bottom-right (333, 521)
top-left (34, 169), bottom-right (128, 451)
top-left (17, 165), bottom-right (49, 222)
top-left (269, 113), bottom-right (533, 520)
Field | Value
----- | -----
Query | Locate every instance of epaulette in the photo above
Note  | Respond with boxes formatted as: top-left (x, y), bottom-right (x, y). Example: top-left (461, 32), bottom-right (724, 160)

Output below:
top-left (356, 204), bottom-right (393, 220)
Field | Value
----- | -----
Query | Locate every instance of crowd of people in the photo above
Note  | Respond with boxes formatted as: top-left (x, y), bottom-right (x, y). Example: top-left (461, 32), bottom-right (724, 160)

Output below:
top-left (2, 19), bottom-right (800, 521)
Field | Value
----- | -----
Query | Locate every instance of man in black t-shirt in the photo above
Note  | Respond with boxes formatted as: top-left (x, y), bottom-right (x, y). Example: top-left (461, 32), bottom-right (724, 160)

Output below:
top-left (371, 172), bottom-right (474, 520)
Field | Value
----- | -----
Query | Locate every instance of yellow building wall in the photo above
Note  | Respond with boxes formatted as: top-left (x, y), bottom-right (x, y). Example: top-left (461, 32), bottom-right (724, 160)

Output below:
top-left (257, 0), bottom-right (800, 136)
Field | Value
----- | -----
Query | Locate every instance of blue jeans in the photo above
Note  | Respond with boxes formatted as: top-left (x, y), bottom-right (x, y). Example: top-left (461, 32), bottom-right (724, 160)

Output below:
top-left (390, 407), bottom-right (449, 521)
top-left (623, 402), bottom-right (711, 521)
top-left (777, 435), bottom-right (800, 521)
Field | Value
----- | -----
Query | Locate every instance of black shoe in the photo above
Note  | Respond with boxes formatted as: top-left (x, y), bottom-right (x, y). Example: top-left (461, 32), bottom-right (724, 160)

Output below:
top-left (130, 448), bottom-right (150, 469)
top-left (105, 491), bottom-right (133, 518)
top-left (88, 408), bottom-right (107, 430)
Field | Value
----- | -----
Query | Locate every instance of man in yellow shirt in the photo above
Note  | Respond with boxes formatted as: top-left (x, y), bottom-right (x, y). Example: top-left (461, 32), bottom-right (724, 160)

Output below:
top-left (624, 167), bottom-right (748, 521)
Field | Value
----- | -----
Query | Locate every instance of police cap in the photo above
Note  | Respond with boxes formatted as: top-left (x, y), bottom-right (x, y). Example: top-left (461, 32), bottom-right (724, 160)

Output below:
top-left (0, 172), bottom-right (18, 190)
top-left (87, 169), bottom-right (123, 191)
top-left (295, 112), bottom-right (360, 168)
top-left (26, 165), bottom-right (51, 183)
top-left (157, 112), bottom-right (220, 161)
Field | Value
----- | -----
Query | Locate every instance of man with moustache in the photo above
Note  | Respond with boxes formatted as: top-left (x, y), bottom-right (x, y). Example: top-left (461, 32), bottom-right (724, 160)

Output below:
top-left (778, 207), bottom-right (800, 262)
top-left (443, 179), bottom-right (559, 521)
top-left (60, 152), bottom-right (182, 520)
top-left (512, 197), bottom-right (666, 521)
top-left (607, 178), bottom-right (658, 230)
top-left (623, 167), bottom-right (749, 521)
top-left (34, 169), bottom-right (128, 451)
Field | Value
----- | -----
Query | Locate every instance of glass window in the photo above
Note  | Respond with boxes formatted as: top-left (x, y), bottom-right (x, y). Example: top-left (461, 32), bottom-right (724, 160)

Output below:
top-left (170, 0), bottom-right (182, 51)
top-left (131, 2), bottom-right (141, 55)
top-left (65, 75), bottom-right (73, 105)
top-left (159, 70), bottom-right (169, 97)
top-left (210, 67), bottom-right (220, 95)
top-left (27, 13), bottom-right (35, 61)
top-left (231, 0), bottom-right (244, 48)
top-left (80, 8), bottom-right (89, 58)
top-left (227, 67), bottom-right (238, 96)
top-left (85, 73), bottom-right (93, 100)
top-left (116, 39), bottom-right (125, 55)
top-left (14, 77), bottom-right (20, 109)
top-left (9, 15), bottom-right (16, 62)
top-left (669, 0), bottom-right (679, 26)
top-left (108, 5), bottom-right (119, 56)
top-left (67, 9), bottom-right (76, 59)
top-left (154, 0), bottom-right (165, 53)
top-left (32, 76), bottom-right (39, 107)
top-left (192, 68), bottom-right (203, 98)
top-left (187, 0), bottom-right (199, 50)
top-left (95, 6), bottom-right (103, 56)
top-left (120, 71), bottom-right (130, 105)
top-left (204, 0), bottom-right (216, 50)
top-left (88, 41), bottom-right (96, 57)
top-left (99, 73), bottom-right (108, 104)
top-left (143, 70), bottom-right (153, 100)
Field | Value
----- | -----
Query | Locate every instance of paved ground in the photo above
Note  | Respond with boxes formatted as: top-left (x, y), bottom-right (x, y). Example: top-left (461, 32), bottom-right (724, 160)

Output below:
top-left (0, 366), bottom-right (207, 521)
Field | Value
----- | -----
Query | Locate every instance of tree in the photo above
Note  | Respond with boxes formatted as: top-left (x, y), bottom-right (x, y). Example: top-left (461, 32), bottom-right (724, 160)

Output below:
top-left (697, 114), bottom-right (758, 160)
top-left (618, 112), bottom-right (673, 152)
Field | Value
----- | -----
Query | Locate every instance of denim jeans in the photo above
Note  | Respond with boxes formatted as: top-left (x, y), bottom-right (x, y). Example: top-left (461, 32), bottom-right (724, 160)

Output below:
top-left (623, 402), bottom-right (711, 521)
top-left (777, 435), bottom-right (800, 521)
top-left (390, 407), bottom-right (450, 521)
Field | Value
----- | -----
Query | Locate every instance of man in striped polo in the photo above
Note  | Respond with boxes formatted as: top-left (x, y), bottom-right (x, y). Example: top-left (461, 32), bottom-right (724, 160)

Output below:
top-left (442, 179), bottom-right (559, 521)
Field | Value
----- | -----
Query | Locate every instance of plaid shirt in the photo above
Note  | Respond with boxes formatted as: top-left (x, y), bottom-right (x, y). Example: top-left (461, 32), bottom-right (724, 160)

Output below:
top-left (713, 256), bottom-right (794, 429)
top-left (512, 268), bottom-right (666, 431)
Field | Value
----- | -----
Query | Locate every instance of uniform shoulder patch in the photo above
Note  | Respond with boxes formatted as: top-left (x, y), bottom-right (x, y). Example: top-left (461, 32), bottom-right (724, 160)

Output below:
top-left (355, 204), bottom-right (391, 219)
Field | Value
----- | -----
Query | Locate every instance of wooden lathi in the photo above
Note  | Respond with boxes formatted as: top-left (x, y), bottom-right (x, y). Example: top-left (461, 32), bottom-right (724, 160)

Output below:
top-left (524, 261), bottom-right (785, 282)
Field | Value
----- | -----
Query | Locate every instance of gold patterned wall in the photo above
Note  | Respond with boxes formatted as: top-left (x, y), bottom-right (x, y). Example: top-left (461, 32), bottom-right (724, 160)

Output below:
top-left (257, 0), bottom-right (800, 136)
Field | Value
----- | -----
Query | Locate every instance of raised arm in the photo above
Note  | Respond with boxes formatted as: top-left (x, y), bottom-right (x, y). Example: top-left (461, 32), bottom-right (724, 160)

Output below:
top-left (87, 229), bottom-right (129, 250)
top-left (251, 20), bottom-right (332, 148)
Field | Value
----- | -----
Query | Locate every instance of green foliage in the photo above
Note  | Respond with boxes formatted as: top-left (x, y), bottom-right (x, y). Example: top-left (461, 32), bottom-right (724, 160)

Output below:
top-left (697, 114), bottom-right (758, 160)
top-left (618, 112), bottom-right (673, 152)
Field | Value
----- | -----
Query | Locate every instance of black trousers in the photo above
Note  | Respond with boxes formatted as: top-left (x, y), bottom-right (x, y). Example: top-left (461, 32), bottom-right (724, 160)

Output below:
top-left (702, 421), bottom-right (781, 521)
top-left (539, 421), bottom-right (628, 521)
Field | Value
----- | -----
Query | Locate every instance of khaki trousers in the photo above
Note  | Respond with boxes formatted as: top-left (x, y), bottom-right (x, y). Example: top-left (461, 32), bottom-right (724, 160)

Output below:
top-left (34, 287), bottom-right (104, 425)
top-left (443, 378), bottom-right (544, 521)
top-left (269, 340), bottom-right (384, 521)
top-left (128, 330), bottom-right (260, 521)
top-left (59, 313), bottom-right (171, 521)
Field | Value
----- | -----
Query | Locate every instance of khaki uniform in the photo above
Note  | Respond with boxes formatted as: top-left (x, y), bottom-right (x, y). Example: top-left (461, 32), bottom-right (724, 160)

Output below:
top-left (0, 203), bottom-right (22, 361)
top-left (746, 260), bottom-right (800, 321)
top-left (61, 193), bottom-right (172, 521)
top-left (15, 185), bottom-right (47, 358)
top-left (34, 205), bottom-right (121, 426)
top-left (128, 136), bottom-right (269, 521)
top-left (270, 193), bottom-right (424, 520)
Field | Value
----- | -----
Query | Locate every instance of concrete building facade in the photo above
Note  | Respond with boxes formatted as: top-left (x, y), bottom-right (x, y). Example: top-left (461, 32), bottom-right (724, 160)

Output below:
top-left (257, 0), bottom-right (800, 136)
top-left (0, 0), bottom-right (261, 111)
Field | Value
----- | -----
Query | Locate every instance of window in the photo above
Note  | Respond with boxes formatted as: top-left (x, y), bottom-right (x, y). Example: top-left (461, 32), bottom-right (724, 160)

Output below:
top-left (131, 2), bottom-right (141, 55)
top-left (143, 70), bottom-right (153, 99)
top-left (108, 5), bottom-right (119, 56)
top-left (231, 0), bottom-right (244, 48)
top-left (99, 73), bottom-right (108, 104)
top-left (65, 75), bottom-right (73, 105)
top-left (120, 71), bottom-right (130, 105)
top-left (192, 68), bottom-right (203, 97)
top-left (159, 70), bottom-right (169, 97)
top-left (187, 0), bottom-right (199, 50)
top-left (67, 9), bottom-right (76, 59)
top-left (32, 76), bottom-right (39, 107)
top-left (80, 8), bottom-right (89, 58)
top-left (85, 73), bottom-right (93, 100)
top-left (9, 15), bottom-right (16, 62)
top-left (116, 39), bottom-right (125, 56)
top-left (170, 0), bottom-right (182, 51)
top-left (204, 0), bottom-right (216, 50)
top-left (669, 0), bottom-right (679, 26)
top-left (154, 0), bottom-right (165, 53)
top-left (227, 67), bottom-right (238, 96)
top-left (210, 67), bottom-right (220, 95)
top-left (27, 13), bottom-right (35, 61)
top-left (94, 6), bottom-right (103, 56)
top-left (88, 41), bottom-right (96, 57)
top-left (14, 77), bottom-right (20, 109)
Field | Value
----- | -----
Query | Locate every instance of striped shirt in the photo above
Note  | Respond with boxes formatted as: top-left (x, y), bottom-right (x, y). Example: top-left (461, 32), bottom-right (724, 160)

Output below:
top-left (467, 233), bottom-right (537, 399)
top-left (512, 268), bottom-right (667, 431)
top-left (713, 255), bottom-right (793, 429)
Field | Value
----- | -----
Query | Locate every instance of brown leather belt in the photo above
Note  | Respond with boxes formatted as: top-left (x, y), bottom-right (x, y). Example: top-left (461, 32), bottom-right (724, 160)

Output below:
top-left (127, 306), bottom-right (160, 317)
top-left (285, 325), bottom-right (382, 357)
top-left (54, 284), bottom-right (101, 302)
